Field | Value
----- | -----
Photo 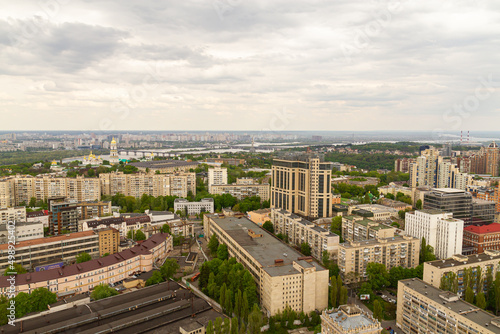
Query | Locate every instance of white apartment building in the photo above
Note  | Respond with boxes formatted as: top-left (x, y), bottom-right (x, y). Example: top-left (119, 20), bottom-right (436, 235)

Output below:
top-left (437, 162), bottom-right (473, 190)
top-left (270, 208), bottom-right (339, 259)
top-left (173, 198), bottom-right (214, 215)
top-left (0, 206), bottom-right (26, 224)
top-left (405, 209), bottom-right (464, 259)
top-left (208, 167), bottom-right (227, 192)
top-left (0, 221), bottom-right (44, 244)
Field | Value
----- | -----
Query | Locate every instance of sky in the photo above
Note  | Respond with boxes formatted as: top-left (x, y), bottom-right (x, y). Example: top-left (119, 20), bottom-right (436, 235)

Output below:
top-left (0, 0), bottom-right (499, 132)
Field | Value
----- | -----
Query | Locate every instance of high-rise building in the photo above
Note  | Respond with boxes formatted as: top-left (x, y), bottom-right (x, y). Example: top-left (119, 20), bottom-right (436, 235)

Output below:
top-left (97, 227), bottom-right (120, 256)
top-left (48, 197), bottom-right (79, 235)
top-left (486, 142), bottom-right (500, 177)
top-left (208, 166), bottom-right (227, 192)
top-left (409, 148), bottom-right (443, 188)
top-left (271, 155), bottom-right (333, 219)
top-left (471, 198), bottom-right (496, 225)
top-left (405, 210), bottom-right (464, 259)
top-left (394, 158), bottom-right (416, 173)
top-left (423, 188), bottom-right (473, 225)
top-left (109, 137), bottom-right (119, 165)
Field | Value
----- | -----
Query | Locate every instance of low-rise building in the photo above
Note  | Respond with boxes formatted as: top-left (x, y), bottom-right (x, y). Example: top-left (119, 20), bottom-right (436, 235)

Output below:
top-left (203, 214), bottom-right (329, 316)
top-left (341, 216), bottom-right (395, 243)
top-left (174, 198), bottom-right (214, 215)
top-left (321, 305), bottom-right (382, 334)
top-left (0, 231), bottom-right (100, 271)
top-left (423, 250), bottom-right (500, 295)
top-left (405, 210), bottom-right (464, 259)
top-left (0, 220), bottom-right (44, 244)
top-left (129, 160), bottom-right (199, 173)
top-left (348, 204), bottom-right (398, 220)
top-left (97, 227), bottom-right (120, 256)
top-left (247, 208), bottom-right (271, 226)
top-left (463, 223), bottom-right (500, 254)
top-left (270, 208), bottom-right (340, 259)
top-left (0, 233), bottom-right (172, 297)
top-left (26, 210), bottom-right (49, 227)
top-left (0, 206), bottom-right (26, 224)
top-left (377, 198), bottom-right (412, 211)
top-left (210, 183), bottom-right (270, 201)
top-left (397, 278), bottom-right (500, 334)
top-left (339, 235), bottom-right (420, 283)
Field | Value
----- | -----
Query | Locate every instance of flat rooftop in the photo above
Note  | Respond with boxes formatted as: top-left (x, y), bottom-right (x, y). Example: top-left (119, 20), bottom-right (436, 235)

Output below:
top-left (0, 230), bottom-right (96, 250)
top-left (433, 188), bottom-right (467, 193)
top-left (401, 278), bottom-right (500, 333)
top-left (326, 305), bottom-right (380, 333)
top-left (426, 251), bottom-right (500, 269)
top-left (129, 160), bottom-right (198, 168)
top-left (209, 215), bottom-right (326, 277)
top-left (340, 235), bottom-right (415, 249)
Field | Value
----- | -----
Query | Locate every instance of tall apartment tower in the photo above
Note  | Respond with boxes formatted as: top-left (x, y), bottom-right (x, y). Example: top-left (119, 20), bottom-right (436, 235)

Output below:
top-left (409, 148), bottom-right (443, 188)
top-left (208, 166), bottom-right (228, 193)
top-left (423, 188), bottom-right (473, 225)
top-left (271, 155), bottom-right (333, 219)
top-left (486, 142), bottom-right (500, 177)
top-left (109, 137), bottom-right (119, 165)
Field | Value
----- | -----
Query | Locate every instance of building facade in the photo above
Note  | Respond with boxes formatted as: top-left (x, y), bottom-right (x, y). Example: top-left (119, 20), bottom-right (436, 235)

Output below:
top-left (270, 208), bottom-right (339, 259)
top-left (97, 227), bottom-right (120, 256)
top-left (339, 235), bottom-right (420, 283)
top-left (405, 210), bottom-right (464, 259)
top-left (247, 208), bottom-right (271, 226)
top-left (210, 183), bottom-right (270, 201)
top-left (271, 155), bottom-right (333, 219)
top-left (203, 214), bottom-right (329, 316)
top-left (423, 188), bottom-right (473, 225)
top-left (129, 160), bottom-right (199, 173)
top-left (174, 198), bottom-right (214, 215)
top-left (208, 166), bottom-right (227, 192)
top-left (341, 216), bottom-right (396, 243)
top-left (397, 278), bottom-right (500, 334)
top-left (0, 206), bottom-right (26, 224)
top-left (463, 223), bottom-right (500, 254)
top-left (321, 305), bottom-right (382, 334)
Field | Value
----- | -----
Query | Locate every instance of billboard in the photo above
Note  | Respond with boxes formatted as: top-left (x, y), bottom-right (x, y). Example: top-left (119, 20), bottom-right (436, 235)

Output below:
top-left (360, 294), bottom-right (370, 300)
top-left (35, 262), bottom-right (64, 272)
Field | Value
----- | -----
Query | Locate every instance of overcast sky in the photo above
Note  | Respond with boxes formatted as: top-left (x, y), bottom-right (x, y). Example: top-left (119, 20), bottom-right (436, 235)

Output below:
top-left (1, 0), bottom-right (499, 132)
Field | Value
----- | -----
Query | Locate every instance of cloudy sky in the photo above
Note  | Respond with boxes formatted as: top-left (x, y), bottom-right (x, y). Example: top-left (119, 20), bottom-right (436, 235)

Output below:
top-left (1, 0), bottom-right (499, 131)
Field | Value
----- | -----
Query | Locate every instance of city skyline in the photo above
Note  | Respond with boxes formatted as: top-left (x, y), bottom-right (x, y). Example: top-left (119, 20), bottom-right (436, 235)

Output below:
top-left (1, 1), bottom-right (499, 131)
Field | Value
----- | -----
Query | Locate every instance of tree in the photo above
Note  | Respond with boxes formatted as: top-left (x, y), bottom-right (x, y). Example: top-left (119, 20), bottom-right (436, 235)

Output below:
top-left (366, 263), bottom-right (390, 291)
top-left (161, 258), bottom-right (180, 280)
top-left (31, 287), bottom-right (57, 312)
top-left (247, 304), bottom-right (263, 334)
top-left (145, 271), bottom-right (165, 286)
top-left (330, 276), bottom-right (338, 308)
top-left (494, 272), bottom-right (500, 315)
top-left (322, 250), bottom-right (330, 267)
top-left (87, 169), bottom-right (95, 177)
top-left (13, 292), bottom-right (32, 318)
top-left (3, 263), bottom-right (27, 276)
top-left (127, 229), bottom-right (135, 240)
top-left (161, 224), bottom-right (171, 234)
top-left (300, 242), bottom-right (311, 256)
top-left (208, 234), bottom-right (220, 255)
top-left (217, 244), bottom-right (229, 261)
top-left (76, 252), bottom-right (92, 263)
top-left (476, 292), bottom-right (487, 309)
top-left (373, 299), bottom-right (383, 321)
top-left (241, 291), bottom-right (249, 323)
top-left (416, 199), bottom-right (423, 209)
top-left (330, 216), bottom-right (343, 242)
top-left (465, 287), bottom-right (474, 304)
top-left (223, 318), bottom-right (231, 334)
top-left (339, 286), bottom-right (348, 305)
top-left (29, 197), bottom-right (37, 207)
top-left (215, 317), bottom-right (223, 334)
top-left (262, 221), bottom-right (274, 234)
top-left (91, 284), bottom-right (119, 301)
top-left (135, 229), bottom-right (146, 241)
top-left (207, 320), bottom-right (214, 334)
top-left (419, 237), bottom-right (436, 264)
top-left (230, 317), bottom-right (239, 334)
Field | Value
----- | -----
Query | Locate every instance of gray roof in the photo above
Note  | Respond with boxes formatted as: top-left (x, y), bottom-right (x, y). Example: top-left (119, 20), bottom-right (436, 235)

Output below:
top-left (209, 215), bottom-right (326, 277)
top-left (326, 305), bottom-right (380, 333)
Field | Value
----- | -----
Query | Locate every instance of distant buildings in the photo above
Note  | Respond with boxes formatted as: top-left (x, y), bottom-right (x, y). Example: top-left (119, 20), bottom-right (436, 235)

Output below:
top-left (271, 155), bottom-right (333, 219)
top-left (321, 305), bottom-right (382, 334)
top-left (129, 160), bottom-right (199, 173)
top-left (405, 210), bottom-right (464, 259)
top-left (109, 137), bottom-right (119, 165)
top-left (0, 206), bottom-right (26, 224)
top-left (205, 158), bottom-right (245, 166)
top-left (82, 151), bottom-right (103, 166)
top-left (210, 179), bottom-right (270, 201)
top-left (270, 208), bottom-right (340, 259)
top-left (423, 188), bottom-right (473, 225)
top-left (174, 198), bottom-right (214, 215)
top-left (394, 158), bottom-right (416, 173)
top-left (348, 204), bottom-right (399, 220)
top-left (341, 216), bottom-right (396, 243)
top-left (203, 214), bottom-right (328, 316)
top-left (377, 198), bottom-right (412, 211)
top-left (463, 223), bottom-right (500, 254)
top-left (339, 235), bottom-right (420, 283)
top-left (208, 166), bottom-right (228, 192)
top-left (397, 278), bottom-right (500, 334)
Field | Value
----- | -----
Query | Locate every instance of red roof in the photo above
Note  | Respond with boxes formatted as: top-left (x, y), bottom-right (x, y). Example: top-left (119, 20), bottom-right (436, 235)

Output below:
top-left (464, 223), bottom-right (500, 234)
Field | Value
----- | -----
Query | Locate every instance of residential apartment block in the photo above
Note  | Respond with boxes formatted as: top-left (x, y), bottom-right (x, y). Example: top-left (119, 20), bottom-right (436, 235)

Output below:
top-left (97, 227), bottom-right (120, 256)
top-left (405, 210), bottom-right (464, 259)
top-left (0, 231), bottom-right (100, 272)
top-left (247, 208), bottom-right (271, 226)
top-left (341, 216), bottom-right (395, 243)
top-left (348, 204), bottom-right (399, 220)
top-left (463, 223), bottom-right (500, 254)
top-left (339, 235), bottom-right (420, 283)
top-left (0, 206), bottom-right (26, 224)
top-left (210, 182), bottom-right (270, 201)
top-left (270, 208), bottom-right (339, 259)
top-left (0, 233), bottom-right (172, 297)
top-left (203, 214), bottom-right (329, 316)
top-left (208, 166), bottom-right (227, 192)
top-left (423, 250), bottom-right (500, 295)
top-left (99, 171), bottom-right (196, 198)
top-left (321, 305), bottom-right (382, 334)
top-left (174, 198), bottom-right (214, 215)
top-left (271, 155), bottom-right (333, 219)
top-left (397, 278), bottom-right (500, 334)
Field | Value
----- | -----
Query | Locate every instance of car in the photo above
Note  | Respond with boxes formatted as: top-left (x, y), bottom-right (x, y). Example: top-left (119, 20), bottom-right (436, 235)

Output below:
top-left (381, 295), bottom-right (387, 298)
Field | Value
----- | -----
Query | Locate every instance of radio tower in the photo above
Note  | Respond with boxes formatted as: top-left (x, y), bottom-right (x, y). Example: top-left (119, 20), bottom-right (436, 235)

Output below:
top-left (460, 131), bottom-right (463, 145)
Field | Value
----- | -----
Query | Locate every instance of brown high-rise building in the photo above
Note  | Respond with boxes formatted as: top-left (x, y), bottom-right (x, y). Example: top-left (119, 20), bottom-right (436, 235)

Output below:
top-left (486, 142), bottom-right (500, 177)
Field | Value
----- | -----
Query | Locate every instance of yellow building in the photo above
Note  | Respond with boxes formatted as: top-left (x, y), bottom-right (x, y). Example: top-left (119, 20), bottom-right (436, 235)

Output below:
top-left (321, 305), bottom-right (382, 334)
top-left (247, 208), bottom-right (271, 226)
top-left (97, 227), bottom-right (120, 256)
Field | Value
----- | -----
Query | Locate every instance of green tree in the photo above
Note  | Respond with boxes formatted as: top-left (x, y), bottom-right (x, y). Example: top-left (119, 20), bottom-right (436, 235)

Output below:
top-left (230, 317), bottom-right (239, 334)
top-left (416, 199), bottom-right (422, 209)
top-left (330, 216), bottom-right (343, 242)
top-left (373, 299), bottom-right (383, 321)
top-left (91, 284), bottom-right (119, 301)
top-left (3, 263), bottom-right (27, 276)
top-left (494, 272), bottom-right (500, 315)
top-left (465, 287), bottom-right (474, 304)
top-left (241, 291), bottom-right (249, 323)
top-left (217, 244), bottom-right (229, 261)
top-left (28, 197), bottom-right (37, 207)
top-left (160, 258), bottom-right (180, 280)
top-left (127, 229), bottom-right (135, 240)
top-left (13, 292), bottom-right (32, 318)
top-left (76, 252), bottom-right (92, 263)
top-left (223, 318), bottom-right (231, 334)
top-left (330, 276), bottom-right (338, 308)
top-left (208, 234), bottom-right (220, 255)
top-left (135, 229), bottom-right (146, 241)
top-left (262, 221), bottom-right (274, 234)
top-left (366, 263), bottom-right (390, 291)
top-left (322, 250), bottom-right (330, 267)
top-left (247, 304), bottom-right (263, 334)
top-left (207, 320), bottom-right (214, 334)
top-left (215, 317), bottom-right (223, 334)
top-left (161, 224), bottom-right (171, 234)
top-left (476, 292), bottom-right (487, 309)
top-left (339, 286), bottom-right (348, 305)
top-left (145, 271), bottom-right (165, 286)
top-left (300, 242), bottom-right (311, 256)
top-left (419, 237), bottom-right (436, 264)
top-left (31, 287), bottom-right (57, 312)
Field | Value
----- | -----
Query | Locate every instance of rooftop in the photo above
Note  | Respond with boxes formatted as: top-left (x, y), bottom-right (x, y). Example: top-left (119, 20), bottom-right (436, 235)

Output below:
top-left (0, 230), bottom-right (97, 250)
top-left (208, 215), bottom-right (326, 277)
top-left (426, 250), bottom-right (500, 269)
top-left (129, 160), bottom-right (198, 168)
top-left (325, 305), bottom-right (381, 333)
top-left (400, 278), bottom-right (500, 333)
top-left (464, 223), bottom-right (500, 234)
top-left (340, 235), bottom-right (416, 249)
